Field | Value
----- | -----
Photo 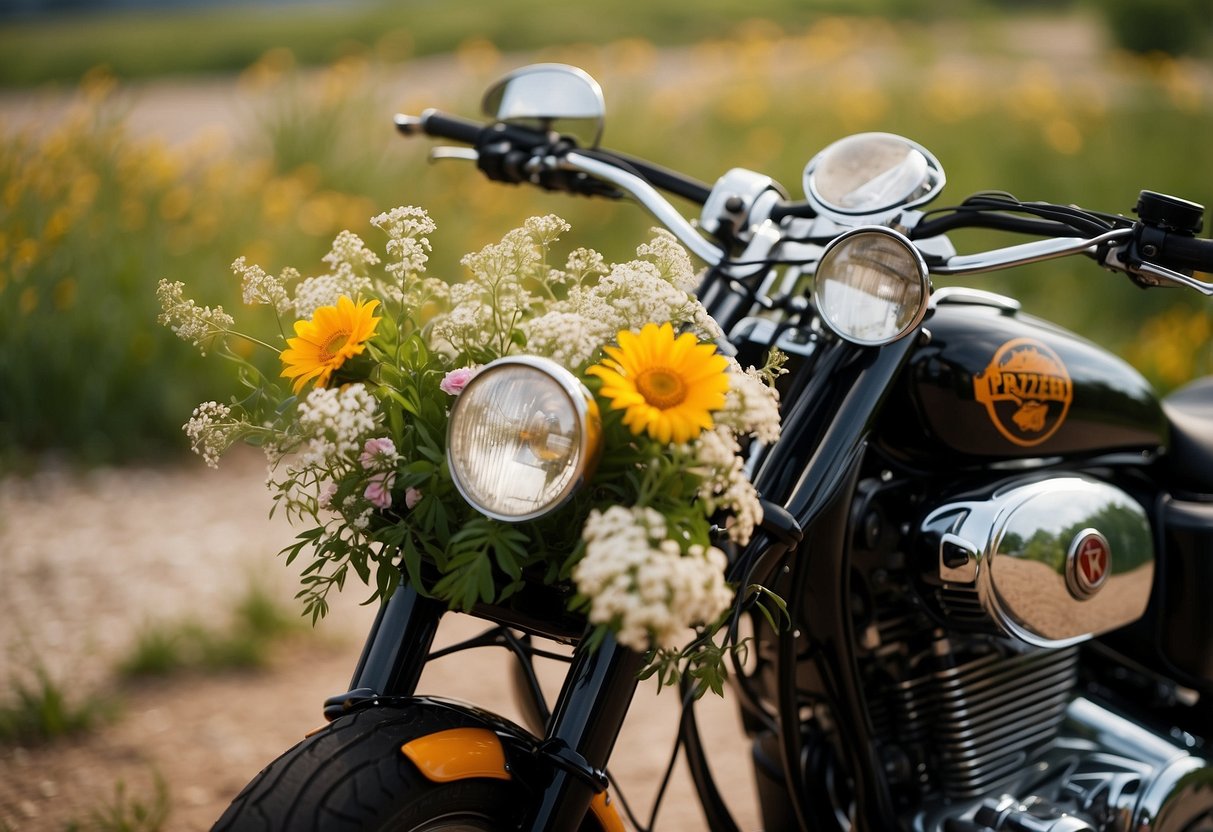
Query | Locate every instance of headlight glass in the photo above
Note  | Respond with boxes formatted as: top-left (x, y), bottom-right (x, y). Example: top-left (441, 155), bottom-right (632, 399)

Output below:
top-left (447, 356), bottom-right (600, 522)
top-left (813, 226), bottom-right (930, 346)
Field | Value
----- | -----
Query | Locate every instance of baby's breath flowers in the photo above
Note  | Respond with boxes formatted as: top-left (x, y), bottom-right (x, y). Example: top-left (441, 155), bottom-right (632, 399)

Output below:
top-left (156, 279), bottom-right (235, 354)
top-left (160, 206), bottom-right (783, 688)
top-left (574, 506), bottom-right (733, 652)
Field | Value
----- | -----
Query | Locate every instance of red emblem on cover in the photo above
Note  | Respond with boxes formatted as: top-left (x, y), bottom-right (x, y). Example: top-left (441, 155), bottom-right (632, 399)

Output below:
top-left (1067, 530), bottom-right (1111, 600)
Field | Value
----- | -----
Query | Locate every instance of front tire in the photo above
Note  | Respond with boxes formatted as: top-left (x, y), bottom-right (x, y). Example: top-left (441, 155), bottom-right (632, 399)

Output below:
top-left (213, 704), bottom-right (524, 832)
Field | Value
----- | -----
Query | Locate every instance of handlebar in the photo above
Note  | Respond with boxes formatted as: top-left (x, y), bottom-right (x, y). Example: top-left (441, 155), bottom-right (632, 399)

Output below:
top-left (395, 110), bottom-right (486, 144)
top-left (396, 108), bottom-right (1213, 292)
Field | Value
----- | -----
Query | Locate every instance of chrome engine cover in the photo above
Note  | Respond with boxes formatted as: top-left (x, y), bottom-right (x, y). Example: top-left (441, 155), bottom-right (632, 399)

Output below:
top-left (919, 475), bottom-right (1154, 647)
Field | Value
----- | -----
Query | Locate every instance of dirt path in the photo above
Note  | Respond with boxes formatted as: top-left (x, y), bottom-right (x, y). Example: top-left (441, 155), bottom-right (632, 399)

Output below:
top-left (0, 454), bottom-right (757, 831)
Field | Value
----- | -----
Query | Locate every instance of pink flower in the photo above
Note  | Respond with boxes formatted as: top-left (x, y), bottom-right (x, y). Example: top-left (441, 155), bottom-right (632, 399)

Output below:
top-left (318, 480), bottom-right (339, 509)
top-left (359, 437), bottom-right (397, 469)
top-left (405, 487), bottom-right (423, 510)
top-left (364, 472), bottom-right (395, 510)
top-left (440, 366), bottom-right (478, 396)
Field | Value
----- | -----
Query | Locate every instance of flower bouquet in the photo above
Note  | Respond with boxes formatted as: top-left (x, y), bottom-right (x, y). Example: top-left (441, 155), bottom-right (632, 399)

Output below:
top-left (159, 208), bottom-right (783, 689)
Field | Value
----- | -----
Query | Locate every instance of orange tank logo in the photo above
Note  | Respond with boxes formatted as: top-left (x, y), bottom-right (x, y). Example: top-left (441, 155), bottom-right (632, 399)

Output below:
top-left (973, 338), bottom-right (1073, 447)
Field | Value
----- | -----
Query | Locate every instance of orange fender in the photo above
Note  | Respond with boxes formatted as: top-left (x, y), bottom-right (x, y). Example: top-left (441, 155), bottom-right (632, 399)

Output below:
top-left (401, 727), bottom-right (625, 831)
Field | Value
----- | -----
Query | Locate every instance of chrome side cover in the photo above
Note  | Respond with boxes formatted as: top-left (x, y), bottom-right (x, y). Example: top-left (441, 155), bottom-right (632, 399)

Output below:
top-left (920, 476), bottom-right (1154, 648)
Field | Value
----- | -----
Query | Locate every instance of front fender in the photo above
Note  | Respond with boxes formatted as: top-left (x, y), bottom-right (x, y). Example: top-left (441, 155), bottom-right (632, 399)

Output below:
top-left (392, 696), bottom-right (625, 832)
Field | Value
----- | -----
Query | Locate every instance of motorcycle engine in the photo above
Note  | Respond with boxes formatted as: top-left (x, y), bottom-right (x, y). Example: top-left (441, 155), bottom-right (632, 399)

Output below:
top-left (837, 471), bottom-right (1213, 832)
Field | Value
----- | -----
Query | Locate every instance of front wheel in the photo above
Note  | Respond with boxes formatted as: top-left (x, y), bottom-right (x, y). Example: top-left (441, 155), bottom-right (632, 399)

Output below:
top-left (214, 704), bottom-right (525, 832)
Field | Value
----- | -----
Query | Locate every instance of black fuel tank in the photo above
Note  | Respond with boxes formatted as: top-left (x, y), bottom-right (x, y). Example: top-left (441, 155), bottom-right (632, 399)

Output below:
top-left (876, 290), bottom-right (1167, 465)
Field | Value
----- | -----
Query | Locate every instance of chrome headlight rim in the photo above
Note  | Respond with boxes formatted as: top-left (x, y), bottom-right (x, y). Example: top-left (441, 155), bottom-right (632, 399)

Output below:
top-left (446, 355), bottom-right (601, 523)
top-left (813, 225), bottom-right (931, 347)
top-left (802, 131), bottom-right (946, 223)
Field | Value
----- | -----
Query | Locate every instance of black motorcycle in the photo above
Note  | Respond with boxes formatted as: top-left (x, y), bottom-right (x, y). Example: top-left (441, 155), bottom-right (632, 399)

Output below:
top-left (215, 63), bottom-right (1213, 832)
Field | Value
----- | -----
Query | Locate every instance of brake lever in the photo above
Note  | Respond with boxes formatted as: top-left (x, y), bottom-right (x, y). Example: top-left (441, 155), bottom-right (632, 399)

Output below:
top-left (1104, 244), bottom-right (1213, 296)
top-left (429, 147), bottom-right (479, 163)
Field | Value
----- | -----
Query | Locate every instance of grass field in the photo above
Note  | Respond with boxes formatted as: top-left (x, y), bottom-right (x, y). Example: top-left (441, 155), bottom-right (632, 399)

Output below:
top-left (0, 11), bottom-right (1210, 465)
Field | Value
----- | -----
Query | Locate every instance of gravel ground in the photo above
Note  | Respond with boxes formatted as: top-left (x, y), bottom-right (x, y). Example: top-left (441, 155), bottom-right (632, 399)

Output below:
top-left (0, 452), bottom-right (758, 831)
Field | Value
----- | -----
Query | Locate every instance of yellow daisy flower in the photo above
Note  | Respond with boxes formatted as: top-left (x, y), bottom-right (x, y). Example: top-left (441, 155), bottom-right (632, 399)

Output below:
top-left (280, 296), bottom-right (381, 394)
top-left (587, 322), bottom-right (730, 444)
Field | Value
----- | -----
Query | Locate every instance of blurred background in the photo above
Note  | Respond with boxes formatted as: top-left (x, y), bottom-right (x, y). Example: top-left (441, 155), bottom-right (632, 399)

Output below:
top-left (0, 0), bottom-right (1211, 468)
top-left (0, 1), bottom-right (1210, 829)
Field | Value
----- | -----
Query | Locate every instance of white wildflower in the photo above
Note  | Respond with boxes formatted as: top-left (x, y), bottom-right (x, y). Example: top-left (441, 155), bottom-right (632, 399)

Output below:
top-left (371, 205), bottom-right (437, 241)
top-left (565, 247), bottom-right (608, 283)
top-left (384, 236), bottom-right (432, 281)
top-left (430, 300), bottom-right (495, 357)
top-left (183, 401), bottom-right (239, 468)
top-left (156, 279), bottom-right (235, 354)
top-left (372, 206), bottom-right (436, 277)
top-left (292, 383), bottom-right (379, 469)
top-left (521, 310), bottom-right (615, 368)
top-left (523, 214), bottom-right (571, 246)
top-left (719, 363), bottom-right (782, 444)
top-left (588, 260), bottom-right (704, 336)
top-left (461, 227), bottom-right (540, 286)
top-left (574, 506), bottom-right (734, 651)
top-left (637, 228), bottom-right (698, 293)
top-left (293, 270), bottom-right (374, 320)
top-left (231, 257), bottom-right (292, 313)
top-left (323, 230), bottom-right (380, 272)
top-left (691, 428), bottom-right (764, 545)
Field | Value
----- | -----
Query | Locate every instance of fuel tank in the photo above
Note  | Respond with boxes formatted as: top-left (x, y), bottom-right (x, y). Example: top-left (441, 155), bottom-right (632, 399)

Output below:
top-left (875, 289), bottom-right (1167, 465)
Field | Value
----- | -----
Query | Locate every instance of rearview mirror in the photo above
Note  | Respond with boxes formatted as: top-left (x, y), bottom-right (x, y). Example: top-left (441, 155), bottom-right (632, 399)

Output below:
top-left (482, 63), bottom-right (606, 147)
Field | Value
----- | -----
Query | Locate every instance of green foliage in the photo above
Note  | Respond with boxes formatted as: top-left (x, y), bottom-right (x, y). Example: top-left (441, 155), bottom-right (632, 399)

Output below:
top-left (1098, 0), bottom-right (1213, 56)
top-left (63, 771), bottom-right (171, 832)
top-left (0, 0), bottom-right (1005, 88)
top-left (0, 661), bottom-right (112, 745)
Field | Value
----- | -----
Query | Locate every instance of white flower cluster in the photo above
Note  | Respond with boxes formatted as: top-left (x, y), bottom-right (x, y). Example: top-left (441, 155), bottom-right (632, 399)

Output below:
top-left (689, 428), bottom-right (763, 544)
top-left (293, 231), bottom-right (379, 319)
top-left (427, 216), bottom-right (720, 369)
top-left (573, 506), bottom-right (734, 652)
top-left (522, 214), bottom-right (571, 246)
top-left (372, 206), bottom-right (437, 280)
top-left (635, 228), bottom-right (698, 293)
top-left (291, 383), bottom-right (379, 469)
top-left (183, 401), bottom-right (240, 468)
top-left (324, 230), bottom-right (381, 273)
top-left (520, 309), bottom-right (615, 369)
top-left (231, 257), bottom-right (293, 314)
top-left (718, 362), bottom-right (782, 445)
top-left (156, 279), bottom-right (235, 355)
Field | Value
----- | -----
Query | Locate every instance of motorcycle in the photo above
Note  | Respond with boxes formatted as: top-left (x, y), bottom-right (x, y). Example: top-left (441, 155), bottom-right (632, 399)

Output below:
top-left (214, 63), bottom-right (1213, 831)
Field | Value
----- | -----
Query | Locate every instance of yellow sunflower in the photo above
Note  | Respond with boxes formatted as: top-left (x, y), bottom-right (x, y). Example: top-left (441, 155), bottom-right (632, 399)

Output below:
top-left (280, 296), bottom-right (381, 394)
top-left (587, 322), bottom-right (730, 444)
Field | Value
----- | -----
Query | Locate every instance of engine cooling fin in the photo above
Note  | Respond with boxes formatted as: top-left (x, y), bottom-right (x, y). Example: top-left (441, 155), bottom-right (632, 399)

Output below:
top-left (889, 646), bottom-right (1079, 800)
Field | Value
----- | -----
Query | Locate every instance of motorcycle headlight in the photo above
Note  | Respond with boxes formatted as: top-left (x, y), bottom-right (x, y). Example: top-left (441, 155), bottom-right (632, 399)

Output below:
top-left (813, 226), bottom-right (930, 346)
top-left (447, 356), bottom-right (601, 522)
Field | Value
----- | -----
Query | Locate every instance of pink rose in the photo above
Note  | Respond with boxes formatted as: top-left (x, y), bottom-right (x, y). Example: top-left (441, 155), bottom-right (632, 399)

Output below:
top-left (439, 366), bottom-right (478, 396)
top-left (405, 487), bottom-right (423, 510)
top-left (364, 472), bottom-right (395, 509)
top-left (359, 437), bottom-right (397, 469)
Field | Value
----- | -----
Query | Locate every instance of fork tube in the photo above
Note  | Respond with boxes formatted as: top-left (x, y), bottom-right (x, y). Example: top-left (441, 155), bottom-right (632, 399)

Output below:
top-left (349, 581), bottom-right (445, 696)
top-left (522, 632), bottom-right (645, 831)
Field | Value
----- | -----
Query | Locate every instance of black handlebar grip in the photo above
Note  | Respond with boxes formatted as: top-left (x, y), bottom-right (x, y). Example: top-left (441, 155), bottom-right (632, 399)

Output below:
top-left (395, 109), bottom-right (485, 145)
top-left (1161, 234), bottom-right (1213, 273)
